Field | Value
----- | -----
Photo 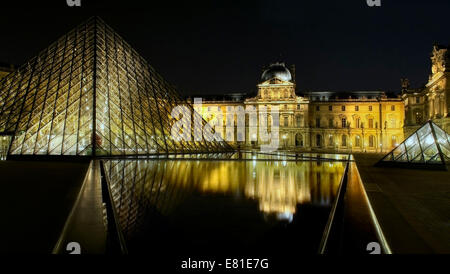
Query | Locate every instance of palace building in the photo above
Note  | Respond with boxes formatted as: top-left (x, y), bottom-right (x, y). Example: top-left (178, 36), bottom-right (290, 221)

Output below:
top-left (402, 45), bottom-right (450, 137)
top-left (194, 62), bottom-right (405, 153)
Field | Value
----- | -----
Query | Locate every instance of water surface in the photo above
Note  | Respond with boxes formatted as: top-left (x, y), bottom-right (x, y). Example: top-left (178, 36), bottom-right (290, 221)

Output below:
top-left (104, 157), bottom-right (345, 254)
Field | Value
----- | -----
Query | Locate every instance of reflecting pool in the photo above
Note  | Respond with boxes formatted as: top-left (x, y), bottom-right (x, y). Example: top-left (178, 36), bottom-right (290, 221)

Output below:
top-left (103, 157), bottom-right (345, 254)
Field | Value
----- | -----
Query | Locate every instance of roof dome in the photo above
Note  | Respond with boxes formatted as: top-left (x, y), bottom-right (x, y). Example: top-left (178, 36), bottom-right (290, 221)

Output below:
top-left (261, 62), bottom-right (292, 82)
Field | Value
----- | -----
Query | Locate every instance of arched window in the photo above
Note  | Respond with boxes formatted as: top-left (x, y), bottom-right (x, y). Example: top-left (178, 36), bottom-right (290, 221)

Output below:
top-left (341, 135), bottom-right (347, 147)
top-left (328, 135), bottom-right (334, 146)
top-left (369, 135), bottom-right (375, 147)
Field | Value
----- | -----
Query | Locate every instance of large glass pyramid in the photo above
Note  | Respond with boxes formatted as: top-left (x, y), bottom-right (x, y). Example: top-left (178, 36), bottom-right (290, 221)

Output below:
top-left (377, 121), bottom-right (450, 169)
top-left (0, 17), bottom-right (232, 157)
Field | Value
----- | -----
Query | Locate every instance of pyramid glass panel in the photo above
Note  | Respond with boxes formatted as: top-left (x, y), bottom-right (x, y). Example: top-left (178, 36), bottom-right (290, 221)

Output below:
top-left (0, 17), bottom-right (232, 157)
top-left (377, 121), bottom-right (450, 169)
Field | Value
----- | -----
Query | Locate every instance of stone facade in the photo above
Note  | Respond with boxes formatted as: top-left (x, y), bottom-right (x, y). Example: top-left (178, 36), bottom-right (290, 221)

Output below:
top-left (402, 45), bottom-right (450, 136)
top-left (193, 62), bottom-right (405, 153)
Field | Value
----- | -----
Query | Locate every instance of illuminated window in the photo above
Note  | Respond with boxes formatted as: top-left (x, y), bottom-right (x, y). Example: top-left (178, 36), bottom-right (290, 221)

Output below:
top-left (341, 135), bottom-right (347, 147)
top-left (391, 135), bottom-right (397, 147)
top-left (341, 118), bottom-right (347, 128)
top-left (328, 135), bottom-right (334, 146)
top-left (369, 119), bottom-right (374, 128)
top-left (355, 135), bottom-right (361, 147)
top-left (369, 135), bottom-right (375, 147)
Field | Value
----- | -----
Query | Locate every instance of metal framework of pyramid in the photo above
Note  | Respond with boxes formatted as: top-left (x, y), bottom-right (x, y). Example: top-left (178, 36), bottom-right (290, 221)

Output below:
top-left (377, 120), bottom-right (450, 169)
top-left (0, 17), bottom-right (232, 157)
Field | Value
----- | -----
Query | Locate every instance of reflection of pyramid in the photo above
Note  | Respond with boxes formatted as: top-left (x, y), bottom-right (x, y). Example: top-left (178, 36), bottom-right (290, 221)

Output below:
top-left (0, 17), bottom-right (231, 156)
top-left (377, 121), bottom-right (450, 169)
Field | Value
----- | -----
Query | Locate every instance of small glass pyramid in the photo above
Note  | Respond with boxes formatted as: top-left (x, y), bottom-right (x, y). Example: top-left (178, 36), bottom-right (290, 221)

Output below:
top-left (377, 120), bottom-right (450, 169)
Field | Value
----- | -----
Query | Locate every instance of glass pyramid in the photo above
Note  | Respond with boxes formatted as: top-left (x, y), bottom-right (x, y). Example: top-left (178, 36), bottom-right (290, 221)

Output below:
top-left (377, 121), bottom-right (450, 168)
top-left (0, 17), bottom-right (232, 157)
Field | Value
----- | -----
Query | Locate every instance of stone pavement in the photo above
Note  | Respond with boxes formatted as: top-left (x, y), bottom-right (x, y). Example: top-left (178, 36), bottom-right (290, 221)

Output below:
top-left (353, 153), bottom-right (450, 254)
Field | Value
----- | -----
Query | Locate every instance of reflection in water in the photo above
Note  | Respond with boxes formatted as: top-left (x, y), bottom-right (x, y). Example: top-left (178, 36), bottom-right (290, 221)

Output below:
top-left (103, 159), bottom-right (345, 253)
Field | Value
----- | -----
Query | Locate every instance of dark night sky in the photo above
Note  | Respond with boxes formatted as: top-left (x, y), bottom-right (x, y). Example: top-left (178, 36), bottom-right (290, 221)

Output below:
top-left (1, 0), bottom-right (449, 96)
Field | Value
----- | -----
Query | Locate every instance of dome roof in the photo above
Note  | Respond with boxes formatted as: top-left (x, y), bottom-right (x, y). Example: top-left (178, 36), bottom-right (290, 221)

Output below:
top-left (261, 62), bottom-right (292, 82)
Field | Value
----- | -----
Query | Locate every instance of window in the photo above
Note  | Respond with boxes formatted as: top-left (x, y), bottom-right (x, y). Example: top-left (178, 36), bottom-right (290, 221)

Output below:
top-left (284, 116), bottom-right (289, 127)
top-left (329, 118), bottom-right (334, 128)
top-left (316, 105), bottom-right (320, 111)
top-left (356, 118), bottom-right (360, 128)
top-left (297, 104), bottom-right (301, 110)
top-left (316, 118), bottom-right (321, 128)
top-left (342, 106), bottom-right (346, 111)
top-left (416, 97), bottom-right (420, 104)
top-left (341, 117), bottom-right (347, 128)
top-left (328, 135), bottom-right (334, 146)
top-left (369, 135), bottom-right (375, 147)
top-left (316, 134), bottom-right (322, 147)
top-left (341, 135), bottom-right (347, 147)
top-left (296, 115), bottom-right (302, 127)
top-left (391, 135), bottom-right (397, 147)
top-left (368, 118), bottom-right (374, 129)
top-left (391, 105), bottom-right (395, 111)
top-left (296, 133), bottom-right (303, 147)
top-left (369, 105), bottom-right (373, 111)
top-left (355, 106), bottom-right (359, 111)
top-left (329, 105), bottom-right (332, 111)
top-left (355, 135), bottom-right (361, 147)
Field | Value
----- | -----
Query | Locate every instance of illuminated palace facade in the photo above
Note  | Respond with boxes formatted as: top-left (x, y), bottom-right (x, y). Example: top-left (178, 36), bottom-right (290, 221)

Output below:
top-left (402, 45), bottom-right (450, 137)
top-left (195, 45), bottom-right (450, 153)
top-left (195, 62), bottom-right (405, 153)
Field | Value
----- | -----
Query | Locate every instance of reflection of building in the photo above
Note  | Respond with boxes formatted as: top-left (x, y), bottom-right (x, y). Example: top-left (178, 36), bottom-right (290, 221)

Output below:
top-left (194, 62), bottom-right (405, 153)
top-left (402, 45), bottom-right (450, 136)
top-left (105, 159), bottom-right (344, 234)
